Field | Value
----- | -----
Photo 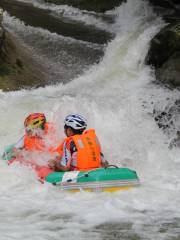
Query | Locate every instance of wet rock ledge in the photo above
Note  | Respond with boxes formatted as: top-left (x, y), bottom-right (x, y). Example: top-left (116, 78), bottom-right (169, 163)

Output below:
top-left (0, 8), bottom-right (45, 91)
top-left (0, 0), bottom-right (113, 44)
top-left (0, 8), bottom-right (4, 55)
top-left (146, 0), bottom-right (180, 148)
top-left (0, 0), bottom-right (115, 91)
top-left (44, 0), bottom-right (124, 12)
top-left (146, 0), bottom-right (180, 88)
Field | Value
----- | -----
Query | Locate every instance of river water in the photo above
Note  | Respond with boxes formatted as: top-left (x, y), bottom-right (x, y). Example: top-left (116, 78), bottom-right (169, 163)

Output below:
top-left (0, 0), bottom-right (180, 239)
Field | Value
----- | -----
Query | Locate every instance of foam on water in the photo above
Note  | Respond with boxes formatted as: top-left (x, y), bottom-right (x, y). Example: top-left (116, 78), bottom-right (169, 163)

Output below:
top-left (1, 0), bottom-right (180, 239)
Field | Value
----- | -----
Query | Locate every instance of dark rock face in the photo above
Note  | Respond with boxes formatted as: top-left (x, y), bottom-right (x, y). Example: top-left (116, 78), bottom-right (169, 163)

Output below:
top-left (156, 52), bottom-right (180, 87)
top-left (44, 0), bottom-right (124, 12)
top-left (0, 31), bottom-right (46, 91)
top-left (146, 22), bottom-right (180, 87)
top-left (0, 8), bottom-right (46, 91)
top-left (0, 8), bottom-right (4, 50)
top-left (0, 0), bottom-right (113, 44)
top-left (146, 0), bottom-right (180, 88)
top-left (146, 1), bottom-right (180, 147)
top-left (148, 0), bottom-right (180, 23)
top-left (0, 0), bottom-right (109, 91)
top-left (153, 99), bottom-right (180, 148)
top-left (146, 23), bottom-right (180, 68)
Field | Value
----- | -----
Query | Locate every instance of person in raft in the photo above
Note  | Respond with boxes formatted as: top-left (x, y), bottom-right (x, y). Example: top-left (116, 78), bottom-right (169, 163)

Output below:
top-left (48, 114), bottom-right (109, 172)
top-left (11, 113), bottom-right (58, 163)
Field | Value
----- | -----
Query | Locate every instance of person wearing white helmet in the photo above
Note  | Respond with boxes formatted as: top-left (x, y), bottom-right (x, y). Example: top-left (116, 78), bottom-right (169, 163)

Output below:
top-left (49, 114), bottom-right (109, 171)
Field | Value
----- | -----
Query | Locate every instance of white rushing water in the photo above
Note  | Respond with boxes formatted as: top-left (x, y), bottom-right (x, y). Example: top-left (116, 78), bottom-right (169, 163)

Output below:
top-left (1, 0), bottom-right (180, 239)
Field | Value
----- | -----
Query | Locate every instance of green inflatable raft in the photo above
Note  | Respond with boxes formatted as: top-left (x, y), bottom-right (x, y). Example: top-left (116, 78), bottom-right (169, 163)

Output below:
top-left (2, 144), bottom-right (140, 192)
top-left (45, 167), bottom-right (140, 192)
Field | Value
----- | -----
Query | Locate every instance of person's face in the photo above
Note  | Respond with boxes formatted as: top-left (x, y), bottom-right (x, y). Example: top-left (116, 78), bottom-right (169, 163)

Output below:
top-left (26, 127), bottom-right (44, 137)
top-left (64, 127), bottom-right (74, 137)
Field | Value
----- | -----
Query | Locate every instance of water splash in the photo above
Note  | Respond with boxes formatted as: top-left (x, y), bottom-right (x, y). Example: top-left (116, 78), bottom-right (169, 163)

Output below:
top-left (0, 0), bottom-right (180, 239)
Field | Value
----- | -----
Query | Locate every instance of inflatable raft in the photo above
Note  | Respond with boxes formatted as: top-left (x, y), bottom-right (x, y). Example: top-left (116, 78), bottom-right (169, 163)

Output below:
top-left (44, 167), bottom-right (139, 192)
top-left (2, 144), bottom-right (140, 192)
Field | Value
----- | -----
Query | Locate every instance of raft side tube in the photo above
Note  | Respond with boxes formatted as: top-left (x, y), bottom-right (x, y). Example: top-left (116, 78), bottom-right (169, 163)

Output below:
top-left (45, 168), bottom-right (139, 184)
top-left (55, 179), bottom-right (140, 190)
top-left (2, 144), bottom-right (15, 160)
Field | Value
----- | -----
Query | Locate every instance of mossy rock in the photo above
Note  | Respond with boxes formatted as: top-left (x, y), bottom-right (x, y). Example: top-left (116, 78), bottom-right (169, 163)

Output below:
top-left (146, 22), bottom-right (180, 68)
top-left (146, 22), bottom-right (180, 87)
top-left (156, 52), bottom-right (180, 87)
top-left (0, 31), bottom-right (45, 91)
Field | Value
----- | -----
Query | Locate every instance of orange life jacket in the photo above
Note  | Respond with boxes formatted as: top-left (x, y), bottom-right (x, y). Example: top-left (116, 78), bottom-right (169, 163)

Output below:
top-left (53, 141), bottom-right (64, 157)
top-left (24, 122), bottom-right (55, 152)
top-left (72, 129), bottom-right (101, 171)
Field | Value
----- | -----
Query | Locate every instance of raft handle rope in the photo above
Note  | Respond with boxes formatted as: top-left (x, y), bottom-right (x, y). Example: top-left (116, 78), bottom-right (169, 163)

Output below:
top-left (105, 164), bottom-right (119, 169)
top-left (60, 167), bottom-right (107, 183)
top-left (55, 166), bottom-right (119, 186)
top-left (66, 174), bottom-right (88, 182)
top-left (64, 165), bottom-right (118, 183)
top-left (3, 151), bottom-right (8, 161)
top-left (3, 148), bottom-right (13, 161)
top-left (66, 168), bottom-right (98, 183)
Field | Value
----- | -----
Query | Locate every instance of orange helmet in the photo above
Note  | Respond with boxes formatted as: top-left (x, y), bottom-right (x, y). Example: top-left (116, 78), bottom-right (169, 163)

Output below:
top-left (24, 113), bottom-right (46, 131)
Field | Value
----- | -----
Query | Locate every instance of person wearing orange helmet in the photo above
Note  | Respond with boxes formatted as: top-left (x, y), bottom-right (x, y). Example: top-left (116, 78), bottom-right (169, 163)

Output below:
top-left (13, 113), bottom-right (58, 162)
top-left (48, 114), bottom-right (109, 172)
top-left (6, 112), bottom-right (64, 182)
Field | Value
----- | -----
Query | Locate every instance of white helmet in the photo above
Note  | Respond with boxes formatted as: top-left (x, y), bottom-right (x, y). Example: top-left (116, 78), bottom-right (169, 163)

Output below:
top-left (64, 114), bottom-right (87, 130)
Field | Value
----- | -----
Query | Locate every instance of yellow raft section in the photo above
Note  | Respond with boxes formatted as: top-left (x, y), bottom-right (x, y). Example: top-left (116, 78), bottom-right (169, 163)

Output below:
top-left (62, 185), bottom-right (136, 193)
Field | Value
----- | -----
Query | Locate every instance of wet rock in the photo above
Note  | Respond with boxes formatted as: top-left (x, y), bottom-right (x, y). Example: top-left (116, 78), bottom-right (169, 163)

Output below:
top-left (0, 30), bottom-right (46, 91)
top-left (44, 0), bottom-right (124, 12)
top-left (169, 131), bottom-right (180, 148)
top-left (0, 8), bottom-right (4, 48)
top-left (147, 0), bottom-right (180, 87)
top-left (0, 0), bottom-right (113, 44)
top-left (154, 111), bottom-right (173, 132)
top-left (156, 52), bottom-right (180, 87)
top-left (0, 7), bottom-right (3, 15)
top-left (0, 7), bottom-right (3, 22)
top-left (146, 22), bottom-right (180, 87)
top-left (0, 7), bottom-right (46, 91)
top-left (0, 0), bottom-right (108, 91)
top-left (146, 0), bottom-right (180, 148)
top-left (148, 0), bottom-right (180, 23)
top-left (146, 23), bottom-right (180, 68)
top-left (153, 99), bottom-right (180, 148)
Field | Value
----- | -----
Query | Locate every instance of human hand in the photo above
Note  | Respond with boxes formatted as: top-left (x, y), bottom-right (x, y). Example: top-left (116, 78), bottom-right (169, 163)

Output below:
top-left (12, 148), bottom-right (23, 158)
top-left (48, 159), bottom-right (57, 170)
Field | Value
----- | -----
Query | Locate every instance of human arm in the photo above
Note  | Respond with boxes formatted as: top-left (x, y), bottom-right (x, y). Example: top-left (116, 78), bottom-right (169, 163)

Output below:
top-left (101, 160), bottom-right (109, 168)
top-left (48, 157), bottom-right (70, 172)
top-left (6, 136), bottom-right (25, 159)
top-left (100, 152), bottom-right (109, 168)
top-left (13, 136), bottom-right (25, 149)
top-left (48, 140), bottom-right (72, 172)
